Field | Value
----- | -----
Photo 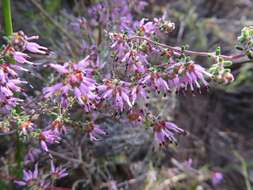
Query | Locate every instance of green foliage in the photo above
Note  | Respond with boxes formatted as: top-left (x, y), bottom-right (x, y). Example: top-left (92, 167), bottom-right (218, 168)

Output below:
top-left (237, 26), bottom-right (253, 59)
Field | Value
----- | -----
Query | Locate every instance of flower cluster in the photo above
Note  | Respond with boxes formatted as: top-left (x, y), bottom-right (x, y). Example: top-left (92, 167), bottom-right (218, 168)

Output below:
top-left (15, 164), bottom-right (49, 190)
top-left (1, 1), bottom-right (247, 188)
top-left (98, 79), bottom-right (132, 111)
top-left (15, 162), bottom-right (68, 189)
top-left (108, 22), bottom-right (213, 99)
top-left (17, 118), bottom-right (63, 154)
top-left (88, 0), bottom-right (148, 30)
top-left (153, 121), bottom-right (186, 146)
top-left (39, 129), bottom-right (61, 152)
top-left (43, 56), bottom-right (98, 111)
top-left (0, 31), bottom-right (48, 113)
top-left (137, 18), bottom-right (175, 36)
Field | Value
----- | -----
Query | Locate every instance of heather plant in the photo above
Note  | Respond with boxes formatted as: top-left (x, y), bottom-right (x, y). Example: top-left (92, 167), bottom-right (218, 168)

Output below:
top-left (0, 0), bottom-right (252, 189)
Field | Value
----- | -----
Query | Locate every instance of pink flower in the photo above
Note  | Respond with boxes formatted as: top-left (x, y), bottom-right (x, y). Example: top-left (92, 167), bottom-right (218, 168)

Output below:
top-left (141, 71), bottom-right (169, 93)
top-left (50, 161), bottom-right (68, 179)
top-left (143, 21), bottom-right (156, 34)
top-left (212, 172), bottom-right (223, 186)
top-left (43, 82), bottom-right (64, 98)
top-left (44, 58), bottom-right (98, 111)
top-left (39, 130), bottom-right (61, 152)
top-left (15, 164), bottom-right (39, 186)
top-left (139, 19), bottom-right (157, 35)
top-left (86, 123), bottom-right (106, 141)
top-left (168, 74), bottom-right (181, 89)
top-left (153, 121), bottom-right (186, 146)
top-left (12, 51), bottom-right (33, 64)
top-left (179, 62), bottom-right (212, 91)
top-left (51, 119), bottom-right (67, 134)
top-left (25, 42), bottom-right (48, 54)
top-left (19, 121), bottom-right (34, 135)
top-left (49, 63), bottom-right (69, 74)
top-left (98, 79), bottom-right (132, 111)
top-left (131, 84), bottom-right (147, 105)
top-left (15, 164), bottom-right (49, 189)
top-left (121, 50), bottom-right (148, 73)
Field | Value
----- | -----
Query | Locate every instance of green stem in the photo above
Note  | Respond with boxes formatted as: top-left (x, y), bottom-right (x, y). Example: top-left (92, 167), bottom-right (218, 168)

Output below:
top-left (15, 132), bottom-right (24, 178)
top-left (2, 0), bottom-right (13, 36)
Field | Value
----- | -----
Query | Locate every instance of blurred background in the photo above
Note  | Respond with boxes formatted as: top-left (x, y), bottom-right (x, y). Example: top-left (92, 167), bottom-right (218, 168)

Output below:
top-left (1, 0), bottom-right (253, 189)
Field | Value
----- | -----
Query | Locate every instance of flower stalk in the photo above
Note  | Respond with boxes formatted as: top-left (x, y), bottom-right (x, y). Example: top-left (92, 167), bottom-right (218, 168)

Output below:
top-left (2, 0), bottom-right (13, 36)
top-left (129, 36), bottom-right (245, 61)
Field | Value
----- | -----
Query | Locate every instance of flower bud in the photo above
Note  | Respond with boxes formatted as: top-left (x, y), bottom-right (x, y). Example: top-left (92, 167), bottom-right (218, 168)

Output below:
top-left (223, 72), bottom-right (234, 84)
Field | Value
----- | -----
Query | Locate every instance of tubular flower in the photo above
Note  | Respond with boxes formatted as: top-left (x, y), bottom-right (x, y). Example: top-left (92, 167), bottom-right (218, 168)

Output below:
top-left (39, 130), bottom-right (61, 152)
top-left (43, 56), bottom-right (98, 111)
top-left (19, 120), bottom-right (34, 135)
top-left (51, 119), bottom-right (67, 134)
top-left (12, 51), bottom-right (33, 65)
top-left (98, 79), bottom-right (132, 111)
top-left (121, 50), bottom-right (148, 73)
top-left (11, 31), bottom-right (48, 54)
top-left (179, 62), bottom-right (212, 91)
top-left (141, 71), bottom-right (169, 93)
top-left (15, 164), bottom-right (39, 186)
top-left (0, 31), bottom-right (48, 113)
top-left (86, 123), bottom-right (106, 141)
top-left (139, 19), bottom-right (157, 35)
top-left (15, 164), bottom-right (49, 190)
top-left (131, 84), bottom-right (147, 105)
top-left (25, 42), bottom-right (48, 54)
top-left (153, 121), bottom-right (186, 146)
top-left (0, 63), bottom-right (28, 112)
top-left (50, 161), bottom-right (68, 179)
top-left (9, 31), bottom-right (48, 65)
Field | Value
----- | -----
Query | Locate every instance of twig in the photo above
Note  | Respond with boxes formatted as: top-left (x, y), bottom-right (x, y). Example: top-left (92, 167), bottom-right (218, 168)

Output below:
top-left (48, 149), bottom-right (81, 164)
top-left (129, 36), bottom-right (245, 61)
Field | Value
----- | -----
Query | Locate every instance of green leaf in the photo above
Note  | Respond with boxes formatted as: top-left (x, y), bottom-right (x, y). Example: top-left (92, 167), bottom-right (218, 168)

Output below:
top-left (215, 47), bottom-right (221, 56)
top-left (3, 36), bottom-right (10, 43)
top-left (223, 61), bottom-right (233, 67)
